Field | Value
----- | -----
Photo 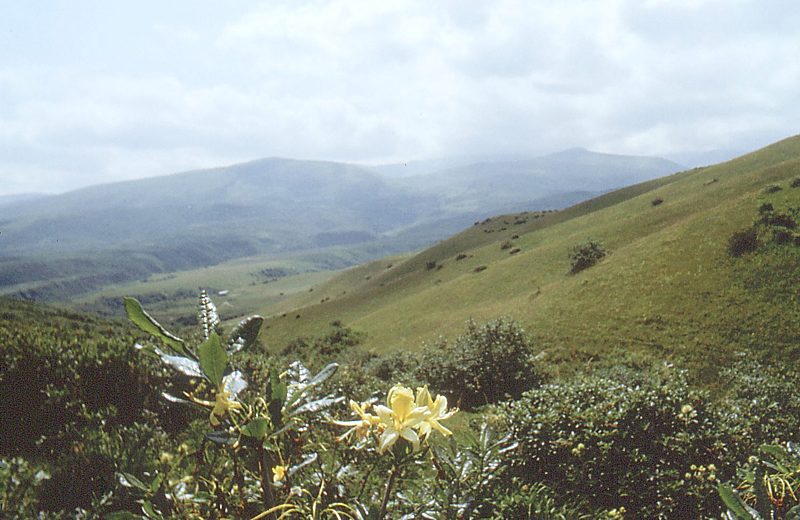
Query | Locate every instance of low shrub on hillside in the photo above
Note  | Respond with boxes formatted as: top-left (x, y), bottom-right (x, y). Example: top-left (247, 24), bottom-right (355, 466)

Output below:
top-left (651, 197), bottom-right (664, 206)
top-left (728, 227), bottom-right (761, 257)
top-left (764, 184), bottom-right (783, 194)
top-left (418, 318), bottom-right (543, 410)
top-left (568, 239), bottom-right (607, 274)
top-left (501, 372), bottom-right (732, 518)
top-left (791, 177), bottom-right (800, 188)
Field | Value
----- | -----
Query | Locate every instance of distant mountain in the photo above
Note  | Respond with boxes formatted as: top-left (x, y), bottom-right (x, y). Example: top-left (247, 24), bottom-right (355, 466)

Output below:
top-left (367, 154), bottom-right (532, 178)
top-left (398, 148), bottom-right (683, 212)
top-left (0, 193), bottom-right (49, 208)
top-left (0, 150), bottom-right (684, 301)
top-left (664, 149), bottom-right (746, 168)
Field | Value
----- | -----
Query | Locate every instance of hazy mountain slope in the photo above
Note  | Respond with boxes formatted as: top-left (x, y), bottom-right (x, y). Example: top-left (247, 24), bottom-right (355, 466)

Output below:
top-left (0, 193), bottom-right (48, 208)
top-left (0, 158), bottom-right (434, 253)
top-left (0, 150), bottom-right (684, 301)
top-left (259, 135), bottom-right (800, 377)
top-left (399, 148), bottom-right (683, 212)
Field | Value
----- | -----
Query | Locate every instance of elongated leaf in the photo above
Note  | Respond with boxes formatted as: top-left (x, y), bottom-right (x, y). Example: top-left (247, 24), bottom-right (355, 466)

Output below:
top-left (161, 392), bottom-right (204, 410)
top-left (760, 444), bottom-right (786, 459)
top-left (124, 297), bottom-right (187, 354)
top-left (228, 316), bottom-right (264, 353)
top-left (270, 368), bottom-right (288, 404)
top-left (198, 333), bottom-right (227, 388)
top-left (719, 484), bottom-right (759, 519)
top-left (206, 430), bottom-right (236, 445)
top-left (222, 370), bottom-right (247, 399)
top-left (287, 453), bottom-right (318, 477)
top-left (308, 363), bottom-right (339, 387)
top-left (107, 512), bottom-right (143, 520)
top-left (154, 349), bottom-right (203, 377)
top-left (118, 472), bottom-right (148, 491)
top-left (242, 418), bottom-right (270, 439)
top-left (292, 396), bottom-right (343, 415)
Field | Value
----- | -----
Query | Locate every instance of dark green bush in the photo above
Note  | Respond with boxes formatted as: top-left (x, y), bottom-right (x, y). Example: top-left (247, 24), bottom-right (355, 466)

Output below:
top-left (501, 372), bottom-right (731, 518)
top-left (418, 318), bottom-right (542, 410)
top-left (728, 227), bottom-right (760, 257)
top-left (651, 197), bottom-right (664, 206)
top-left (568, 239), bottom-right (606, 274)
top-left (791, 177), bottom-right (800, 188)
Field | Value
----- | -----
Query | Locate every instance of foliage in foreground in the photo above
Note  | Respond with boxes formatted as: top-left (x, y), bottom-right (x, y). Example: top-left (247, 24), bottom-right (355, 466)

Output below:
top-left (5, 292), bottom-right (800, 518)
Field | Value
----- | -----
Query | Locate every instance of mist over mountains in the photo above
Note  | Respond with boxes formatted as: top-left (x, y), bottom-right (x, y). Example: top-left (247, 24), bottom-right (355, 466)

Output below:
top-left (0, 148), bottom-right (682, 300)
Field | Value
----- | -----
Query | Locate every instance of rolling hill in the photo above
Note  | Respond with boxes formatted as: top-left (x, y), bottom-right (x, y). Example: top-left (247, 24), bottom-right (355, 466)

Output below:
top-left (0, 150), bottom-right (680, 302)
top-left (257, 135), bottom-right (800, 379)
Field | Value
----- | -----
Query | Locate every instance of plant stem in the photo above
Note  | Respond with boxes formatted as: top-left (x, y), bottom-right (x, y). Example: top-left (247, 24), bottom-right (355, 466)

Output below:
top-left (256, 442), bottom-right (277, 520)
top-left (378, 462), bottom-right (400, 520)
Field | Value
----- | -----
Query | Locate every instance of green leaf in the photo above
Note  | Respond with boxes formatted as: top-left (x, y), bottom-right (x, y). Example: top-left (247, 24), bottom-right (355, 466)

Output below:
top-left (205, 430), bottom-right (236, 445)
top-left (786, 505), bottom-right (800, 520)
top-left (149, 474), bottom-right (163, 494)
top-left (270, 368), bottom-right (288, 404)
top-left (198, 333), bottom-right (227, 387)
top-left (760, 444), bottom-right (786, 460)
top-left (124, 297), bottom-right (186, 354)
top-left (719, 483), bottom-right (759, 519)
top-left (141, 500), bottom-right (163, 520)
top-left (308, 363), bottom-right (339, 387)
top-left (269, 368), bottom-right (287, 426)
top-left (118, 471), bottom-right (148, 491)
top-left (242, 417), bottom-right (270, 438)
top-left (107, 512), bottom-right (144, 520)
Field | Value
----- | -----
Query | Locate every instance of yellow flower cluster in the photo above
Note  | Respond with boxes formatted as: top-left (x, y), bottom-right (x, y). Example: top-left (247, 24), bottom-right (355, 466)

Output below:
top-left (335, 384), bottom-right (457, 454)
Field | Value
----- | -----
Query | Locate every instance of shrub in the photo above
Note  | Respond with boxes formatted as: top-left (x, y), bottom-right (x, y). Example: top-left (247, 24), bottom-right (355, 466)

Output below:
top-left (759, 202), bottom-right (774, 214)
top-left (764, 184), bottom-right (783, 194)
top-left (651, 197), bottom-right (664, 206)
top-left (568, 239), bottom-right (607, 274)
top-left (791, 177), bottom-right (800, 188)
top-left (728, 227), bottom-right (760, 257)
top-left (418, 318), bottom-right (542, 410)
top-left (501, 240), bottom-right (513, 250)
top-left (501, 372), bottom-right (731, 518)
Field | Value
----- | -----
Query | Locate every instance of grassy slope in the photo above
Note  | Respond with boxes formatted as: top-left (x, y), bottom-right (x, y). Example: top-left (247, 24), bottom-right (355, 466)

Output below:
top-left (259, 136), bottom-right (800, 378)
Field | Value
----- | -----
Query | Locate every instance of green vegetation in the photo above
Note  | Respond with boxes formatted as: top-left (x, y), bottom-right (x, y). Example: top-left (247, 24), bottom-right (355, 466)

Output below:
top-left (259, 135), bottom-right (800, 382)
top-left (567, 238), bottom-right (607, 274)
top-left (4, 136), bottom-right (800, 517)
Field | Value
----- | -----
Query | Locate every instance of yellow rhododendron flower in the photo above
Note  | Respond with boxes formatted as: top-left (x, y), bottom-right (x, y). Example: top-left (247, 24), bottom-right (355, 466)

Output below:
top-left (273, 464), bottom-right (286, 482)
top-left (373, 384), bottom-right (431, 454)
top-left (187, 372), bottom-right (245, 426)
top-left (209, 387), bottom-right (243, 426)
top-left (333, 400), bottom-right (380, 442)
top-left (415, 385), bottom-right (457, 438)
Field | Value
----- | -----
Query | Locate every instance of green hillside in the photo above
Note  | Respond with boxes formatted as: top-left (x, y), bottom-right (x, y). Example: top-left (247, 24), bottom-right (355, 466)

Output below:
top-left (0, 150), bottom-right (678, 303)
top-left (259, 135), bottom-right (800, 378)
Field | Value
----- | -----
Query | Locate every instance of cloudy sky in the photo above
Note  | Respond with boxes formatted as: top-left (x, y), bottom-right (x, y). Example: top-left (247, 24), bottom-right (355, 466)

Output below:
top-left (0, 0), bottom-right (798, 196)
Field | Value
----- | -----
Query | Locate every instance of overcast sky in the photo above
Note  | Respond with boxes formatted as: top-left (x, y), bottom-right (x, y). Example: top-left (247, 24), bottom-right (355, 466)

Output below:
top-left (0, 0), bottom-right (798, 196)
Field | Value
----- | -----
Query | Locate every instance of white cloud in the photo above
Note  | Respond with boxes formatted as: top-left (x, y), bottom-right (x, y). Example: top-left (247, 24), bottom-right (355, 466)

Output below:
top-left (0, 0), bottom-right (798, 195)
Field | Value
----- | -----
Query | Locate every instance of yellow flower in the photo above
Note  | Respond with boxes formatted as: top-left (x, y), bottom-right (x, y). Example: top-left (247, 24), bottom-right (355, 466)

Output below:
top-left (333, 400), bottom-right (380, 441)
top-left (186, 372), bottom-right (245, 426)
top-left (373, 384), bottom-right (430, 454)
top-left (414, 385), bottom-right (457, 438)
top-left (273, 465), bottom-right (286, 482)
top-left (210, 387), bottom-right (243, 426)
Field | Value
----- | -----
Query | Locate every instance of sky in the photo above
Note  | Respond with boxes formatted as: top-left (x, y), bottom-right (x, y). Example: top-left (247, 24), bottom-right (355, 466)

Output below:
top-left (0, 0), bottom-right (798, 196)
